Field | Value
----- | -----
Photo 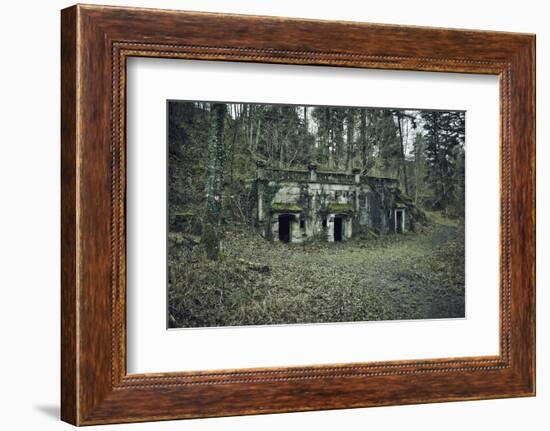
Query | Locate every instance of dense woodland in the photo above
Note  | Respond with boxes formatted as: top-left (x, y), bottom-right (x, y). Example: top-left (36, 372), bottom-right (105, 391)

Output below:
top-left (169, 102), bottom-right (465, 250)
top-left (167, 101), bottom-right (466, 327)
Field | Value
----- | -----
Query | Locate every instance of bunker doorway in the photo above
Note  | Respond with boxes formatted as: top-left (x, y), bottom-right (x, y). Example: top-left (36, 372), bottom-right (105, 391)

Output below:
top-left (334, 217), bottom-right (343, 242)
top-left (278, 214), bottom-right (293, 243)
top-left (395, 209), bottom-right (405, 233)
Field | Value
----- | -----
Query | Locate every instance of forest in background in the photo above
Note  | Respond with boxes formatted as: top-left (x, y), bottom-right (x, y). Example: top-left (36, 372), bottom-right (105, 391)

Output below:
top-left (168, 102), bottom-right (465, 244)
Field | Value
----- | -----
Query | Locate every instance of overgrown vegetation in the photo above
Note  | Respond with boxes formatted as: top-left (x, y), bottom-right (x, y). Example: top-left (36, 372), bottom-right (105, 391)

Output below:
top-left (168, 219), bottom-right (465, 327)
top-left (167, 101), bottom-right (465, 327)
top-left (168, 102), bottom-right (466, 239)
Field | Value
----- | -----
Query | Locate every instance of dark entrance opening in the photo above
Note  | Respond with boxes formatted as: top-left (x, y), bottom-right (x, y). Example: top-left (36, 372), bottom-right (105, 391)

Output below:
top-left (278, 214), bottom-right (292, 242)
top-left (396, 210), bottom-right (404, 233)
top-left (334, 217), bottom-right (343, 241)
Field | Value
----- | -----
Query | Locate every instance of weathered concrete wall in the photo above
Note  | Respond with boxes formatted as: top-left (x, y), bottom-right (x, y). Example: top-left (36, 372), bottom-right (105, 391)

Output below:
top-left (255, 164), bottom-right (409, 242)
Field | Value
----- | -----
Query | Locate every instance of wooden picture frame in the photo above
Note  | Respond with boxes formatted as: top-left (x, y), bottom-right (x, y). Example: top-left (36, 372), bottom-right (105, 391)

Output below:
top-left (61, 4), bottom-right (535, 425)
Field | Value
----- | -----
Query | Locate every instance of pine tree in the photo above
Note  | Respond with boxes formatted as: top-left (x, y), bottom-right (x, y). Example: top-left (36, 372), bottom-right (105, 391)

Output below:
top-left (421, 110), bottom-right (465, 213)
top-left (311, 106), bottom-right (332, 167)
top-left (367, 109), bottom-right (400, 177)
top-left (412, 131), bottom-right (427, 205)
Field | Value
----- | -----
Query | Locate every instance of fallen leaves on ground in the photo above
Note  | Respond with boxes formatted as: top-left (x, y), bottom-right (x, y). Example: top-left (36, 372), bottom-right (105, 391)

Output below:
top-left (168, 222), bottom-right (465, 328)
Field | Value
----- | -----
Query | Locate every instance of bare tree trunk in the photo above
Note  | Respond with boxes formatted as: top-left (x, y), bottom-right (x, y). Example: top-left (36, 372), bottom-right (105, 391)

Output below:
top-left (414, 134), bottom-right (421, 205)
top-left (328, 127), bottom-right (334, 169)
top-left (334, 119), bottom-right (344, 170)
top-left (202, 103), bottom-right (227, 260)
top-left (229, 107), bottom-right (242, 184)
top-left (325, 108), bottom-right (332, 168)
top-left (396, 112), bottom-right (409, 195)
top-left (360, 108), bottom-right (367, 171)
top-left (248, 105), bottom-right (254, 149)
top-left (254, 114), bottom-right (262, 152)
top-left (303, 106), bottom-right (309, 161)
top-left (346, 109), bottom-right (354, 171)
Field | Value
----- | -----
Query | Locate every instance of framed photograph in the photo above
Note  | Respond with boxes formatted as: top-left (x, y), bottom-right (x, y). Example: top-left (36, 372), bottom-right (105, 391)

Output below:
top-left (61, 4), bottom-right (535, 425)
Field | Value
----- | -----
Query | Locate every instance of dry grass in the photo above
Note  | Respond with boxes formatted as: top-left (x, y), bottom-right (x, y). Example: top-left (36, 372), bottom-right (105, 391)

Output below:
top-left (168, 221), bottom-right (465, 328)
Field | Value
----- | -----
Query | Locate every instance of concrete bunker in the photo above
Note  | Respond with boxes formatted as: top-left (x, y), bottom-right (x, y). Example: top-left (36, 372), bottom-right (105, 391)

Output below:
top-left (254, 161), bottom-right (413, 243)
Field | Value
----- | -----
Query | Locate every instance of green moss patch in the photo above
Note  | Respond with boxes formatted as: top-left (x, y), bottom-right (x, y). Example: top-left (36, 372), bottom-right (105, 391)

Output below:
top-left (271, 202), bottom-right (303, 213)
top-left (174, 211), bottom-right (195, 217)
top-left (327, 203), bottom-right (353, 213)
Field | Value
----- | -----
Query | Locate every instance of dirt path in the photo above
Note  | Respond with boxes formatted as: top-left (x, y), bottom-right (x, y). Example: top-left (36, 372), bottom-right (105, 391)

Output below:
top-left (227, 224), bottom-right (465, 324)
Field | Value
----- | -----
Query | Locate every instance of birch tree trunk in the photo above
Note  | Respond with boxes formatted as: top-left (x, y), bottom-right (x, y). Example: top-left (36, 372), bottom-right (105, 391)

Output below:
top-left (395, 112), bottom-right (409, 195)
